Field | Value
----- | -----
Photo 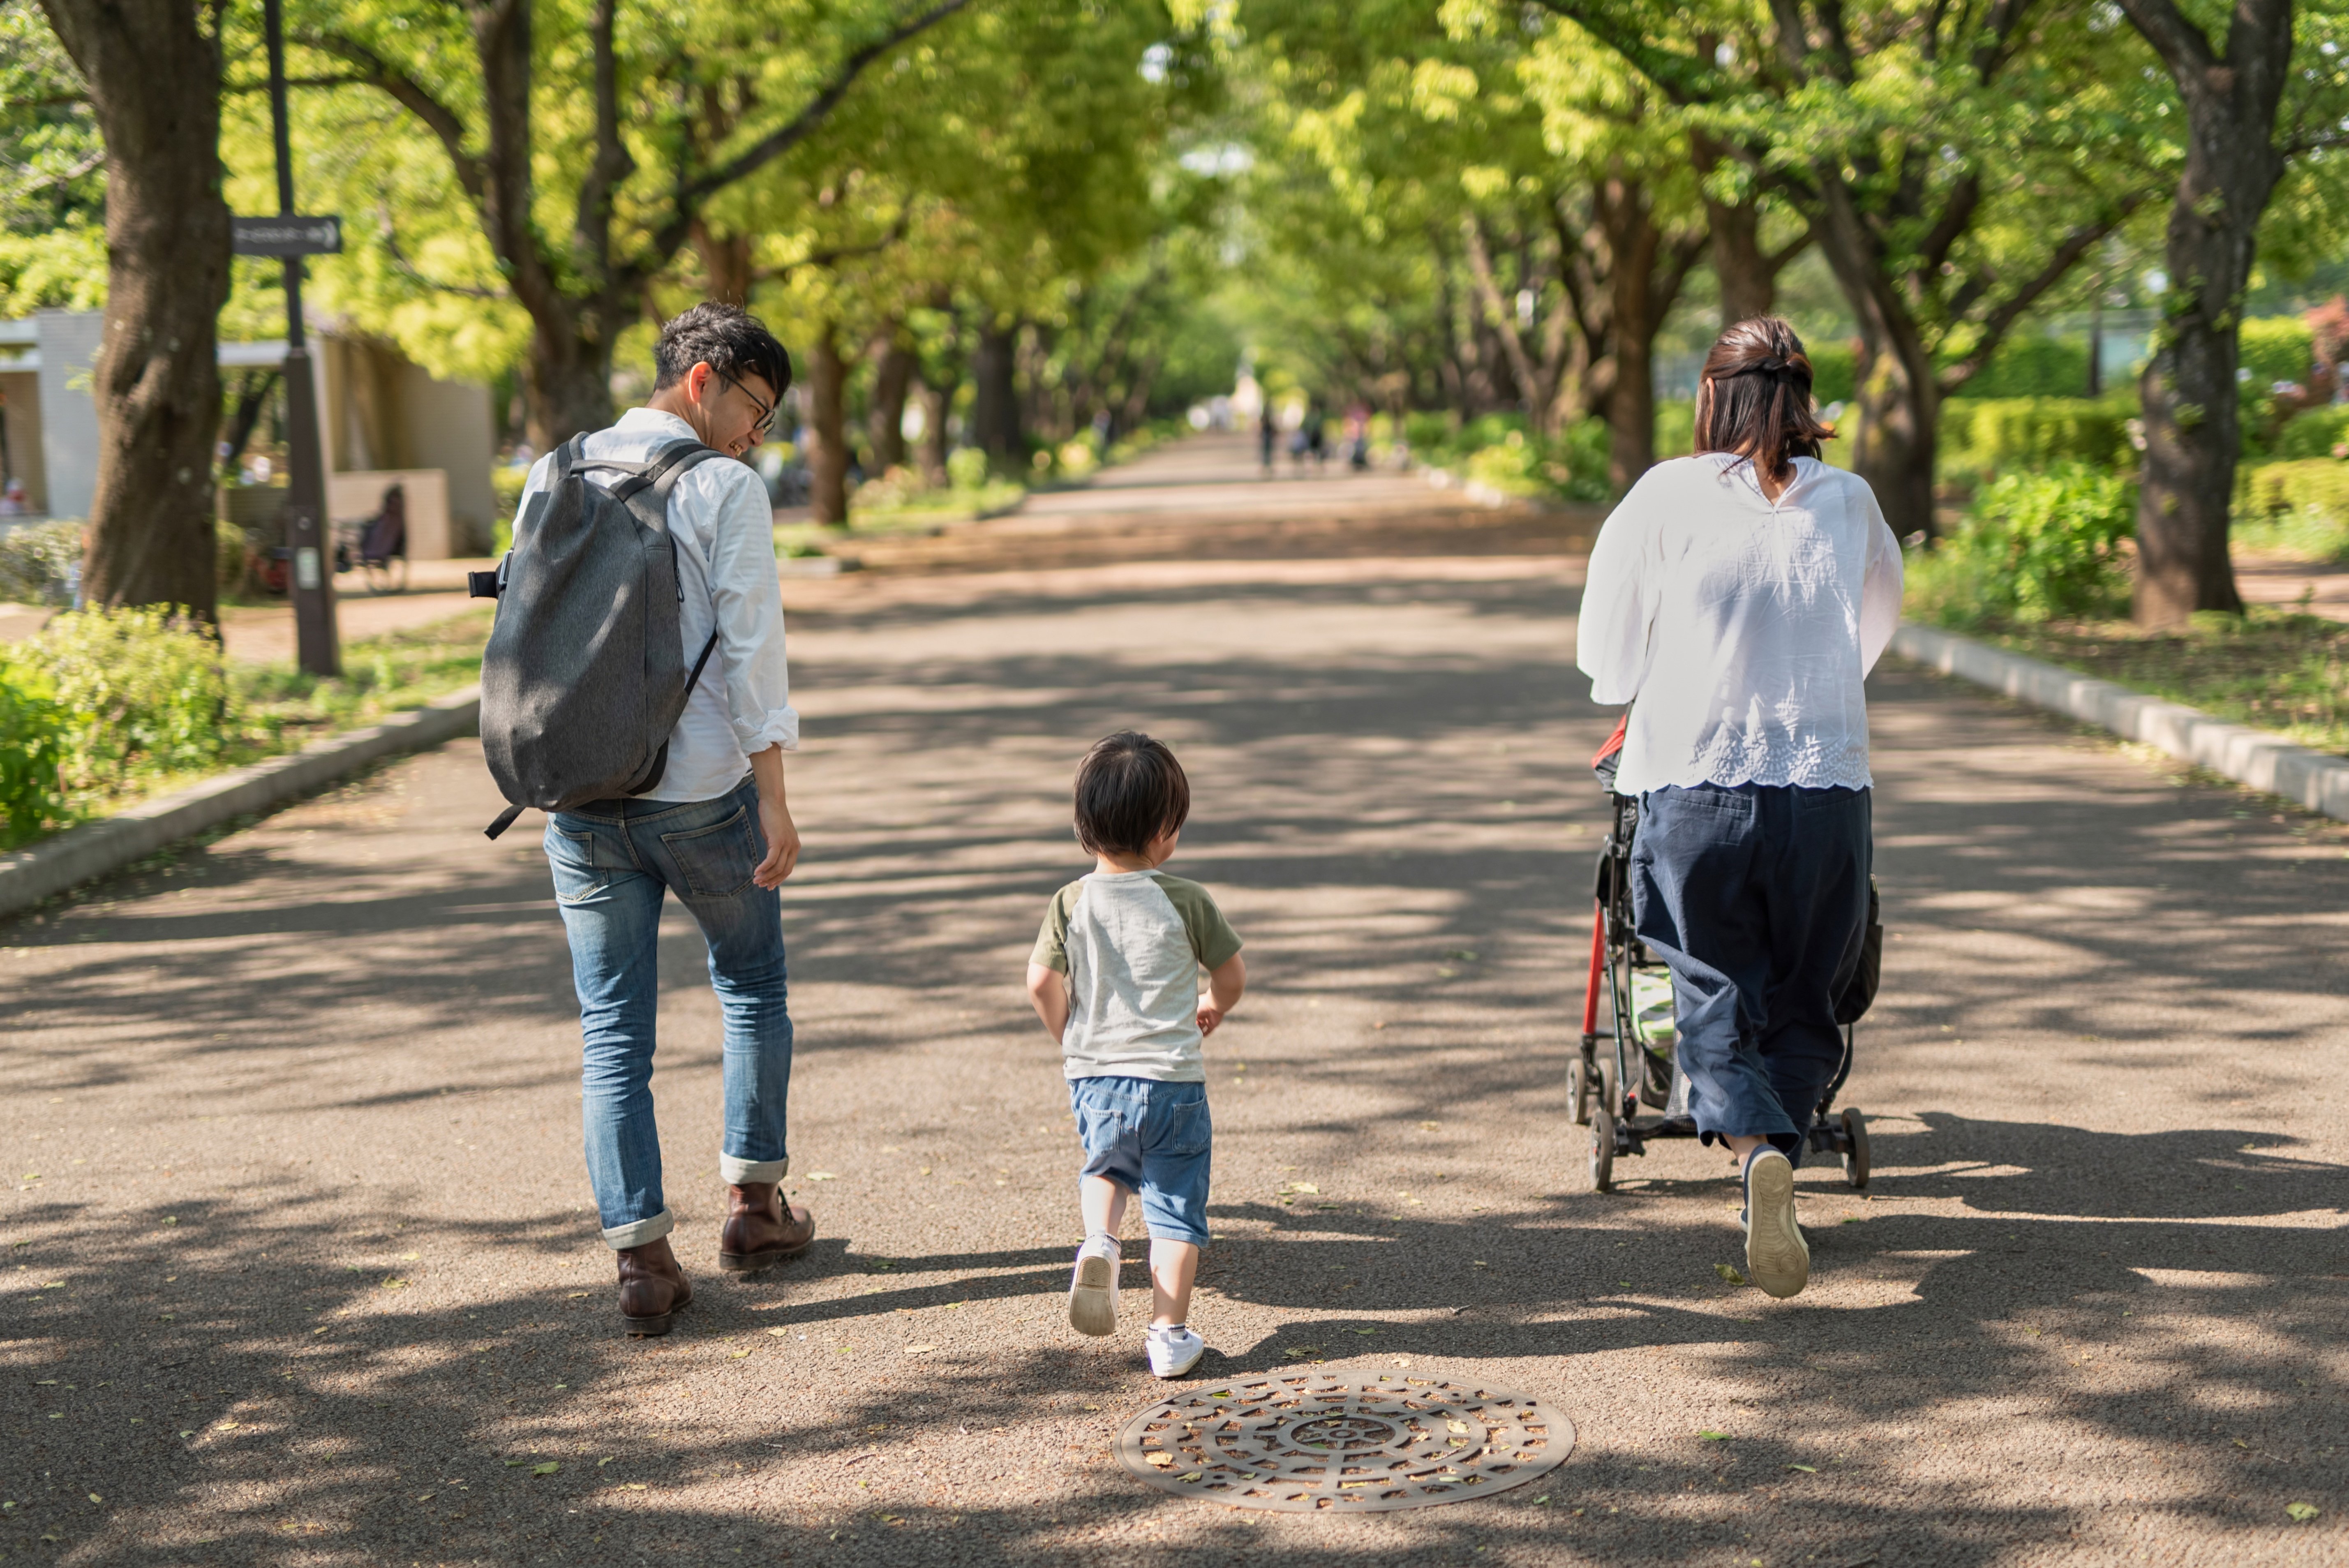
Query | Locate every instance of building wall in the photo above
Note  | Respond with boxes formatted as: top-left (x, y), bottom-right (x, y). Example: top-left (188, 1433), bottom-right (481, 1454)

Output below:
top-left (0, 369), bottom-right (46, 512)
top-left (34, 310), bottom-right (103, 520)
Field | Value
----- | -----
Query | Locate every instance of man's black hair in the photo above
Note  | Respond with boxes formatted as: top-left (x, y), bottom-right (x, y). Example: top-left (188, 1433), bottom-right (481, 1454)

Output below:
top-left (1073, 731), bottom-right (1191, 859)
top-left (653, 302), bottom-right (792, 401)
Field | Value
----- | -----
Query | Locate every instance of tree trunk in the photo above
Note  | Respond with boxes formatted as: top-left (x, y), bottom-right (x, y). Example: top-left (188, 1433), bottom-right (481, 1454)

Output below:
top-left (915, 376), bottom-right (953, 487)
top-left (693, 222), bottom-right (754, 305)
top-left (526, 325), bottom-right (617, 452)
top-left (866, 322), bottom-right (915, 474)
top-left (1706, 195), bottom-right (1777, 326)
top-left (971, 318), bottom-right (1023, 462)
top-left (38, 0), bottom-right (229, 619)
top-left (1811, 186), bottom-right (1942, 539)
top-left (2119, 0), bottom-right (2293, 626)
top-left (806, 323), bottom-right (850, 527)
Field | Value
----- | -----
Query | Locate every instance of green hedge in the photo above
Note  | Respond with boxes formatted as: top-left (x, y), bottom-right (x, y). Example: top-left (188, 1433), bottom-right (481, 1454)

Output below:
top-left (1948, 336), bottom-right (2095, 400)
top-left (2274, 406), bottom-right (2349, 460)
top-left (1906, 462), bottom-right (2138, 626)
top-left (2241, 459), bottom-right (2349, 521)
top-left (1938, 396), bottom-right (2137, 485)
top-left (0, 658), bottom-right (69, 848)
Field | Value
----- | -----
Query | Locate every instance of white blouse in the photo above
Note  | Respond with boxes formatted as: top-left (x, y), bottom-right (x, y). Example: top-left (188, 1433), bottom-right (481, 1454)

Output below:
top-left (1576, 453), bottom-right (1903, 794)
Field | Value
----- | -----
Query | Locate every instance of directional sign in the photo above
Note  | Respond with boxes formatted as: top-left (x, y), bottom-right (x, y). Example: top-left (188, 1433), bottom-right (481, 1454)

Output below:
top-left (232, 215), bottom-right (342, 257)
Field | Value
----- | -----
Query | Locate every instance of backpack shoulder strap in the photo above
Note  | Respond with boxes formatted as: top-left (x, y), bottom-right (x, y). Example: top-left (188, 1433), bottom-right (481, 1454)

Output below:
top-left (614, 441), bottom-right (726, 531)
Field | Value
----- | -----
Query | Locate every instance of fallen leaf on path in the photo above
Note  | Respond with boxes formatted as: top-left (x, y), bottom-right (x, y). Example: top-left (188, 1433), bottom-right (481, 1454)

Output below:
top-left (767, 1327), bottom-right (789, 1336)
top-left (597, 1457), bottom-right (615, 1467)
top-left (1785, 1464), bottom-right (1817, 1473)
top-left (1698, 1431), bottom-right (1730, 1441)
top-left (2288, 1503), bottom-right (2320, 1522)
top-left (903, 1345), bottom-right (937, 1355)
top-left (531, 1462), bottom-right (559, 1476)
top-left (1147, 1453), bottom-right (1174, 1468)
top-left (1716, 1265), bottom-right (1746, 1284)
top-left (806, 1173), bottom-right (839, 1182)
top-left (731, 1351), bottom-right (751, 1359)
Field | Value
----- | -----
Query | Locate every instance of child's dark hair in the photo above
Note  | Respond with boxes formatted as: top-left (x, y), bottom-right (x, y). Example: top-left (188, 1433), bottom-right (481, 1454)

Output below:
top-left (1073, 731), bottom-right (1190, 859)
top-left (1693, 315), bottom-right (1835, 485)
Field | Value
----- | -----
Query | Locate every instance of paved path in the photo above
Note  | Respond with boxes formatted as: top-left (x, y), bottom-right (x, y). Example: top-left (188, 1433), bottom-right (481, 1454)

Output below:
top-left (5, 445), bottom-right (2348, 1566)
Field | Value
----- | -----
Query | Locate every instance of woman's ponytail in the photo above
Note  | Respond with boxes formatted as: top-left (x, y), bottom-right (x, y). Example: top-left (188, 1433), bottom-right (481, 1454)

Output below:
top-left (1691, 316), bottom-right (1835, 486)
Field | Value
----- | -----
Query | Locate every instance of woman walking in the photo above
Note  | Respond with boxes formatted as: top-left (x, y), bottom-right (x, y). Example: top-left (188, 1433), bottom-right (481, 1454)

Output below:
top-left (1575, 317), bottom-right (1903, 1298)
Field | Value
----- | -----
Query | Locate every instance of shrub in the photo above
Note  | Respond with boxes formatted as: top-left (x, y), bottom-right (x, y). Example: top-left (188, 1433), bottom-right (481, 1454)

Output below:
top-left (1808, 342), bottom-right (1857, 405)
top-left (1654, 399), bottom-right (1695, 459)
top-left (1458, 419), bottom-right (1612, 503)
top-left (2273, 406), bottom-right (2349, 461)
top-left (1908, 462), bottom-right (2137, 626)
top-left (14, 607), bottom-right (230, 796)
top-left (1937, 396), bottom-right (2137, 487)
top-left (1463, 431), bottom-right (1543, 495)
top-left (1403, 410), bottom-right (1455, 455)
top-left (1948, 336), bottom-right (2095, 400)
top-left (945, 446), bottom-right (989, 492)
top-left (2240, 458), bottom-right (2349, 522)
top-left (0, 520), bottom-right (83, 605)
top-left (0, 658), bottom-right (70, 848)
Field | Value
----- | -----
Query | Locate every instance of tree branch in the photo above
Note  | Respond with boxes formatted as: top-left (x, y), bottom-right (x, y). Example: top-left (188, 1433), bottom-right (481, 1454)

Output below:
top-left (2111, 0), bottom-right (2216, 79)
top-left (1529, 0), bottom-right (1727, 104)
top-left (376, 203), bottom-right (506, 300)
top-left (635, 0), bottom-right (977, 278)
top-left (299, 31), bottom-right (485, 203)
top-left (1937, 194), bottom-right (2148, 393)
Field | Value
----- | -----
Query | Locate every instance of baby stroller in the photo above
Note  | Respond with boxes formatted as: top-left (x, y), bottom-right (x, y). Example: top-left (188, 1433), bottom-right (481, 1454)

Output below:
top-left (1573, 716), bottom-right (1880, 1192)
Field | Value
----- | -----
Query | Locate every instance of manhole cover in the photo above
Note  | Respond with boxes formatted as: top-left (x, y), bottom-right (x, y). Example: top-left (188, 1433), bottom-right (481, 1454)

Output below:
top-left (1116, 1371), bottom-right (1573, 1512)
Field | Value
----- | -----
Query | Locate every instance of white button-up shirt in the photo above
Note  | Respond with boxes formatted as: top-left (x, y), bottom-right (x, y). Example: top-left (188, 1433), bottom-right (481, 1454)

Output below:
top-left (513, 407), bottom-right (799, 802)
top-left (1576, 453), bottom-right (1903, 795)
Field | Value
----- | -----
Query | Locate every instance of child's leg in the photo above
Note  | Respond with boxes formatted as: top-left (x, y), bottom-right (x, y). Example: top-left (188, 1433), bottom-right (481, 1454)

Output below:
top-left (1079, 1174), bottom-right (1130, 1239)
top-left (1148, 1238), bottom-right (1199, 1328)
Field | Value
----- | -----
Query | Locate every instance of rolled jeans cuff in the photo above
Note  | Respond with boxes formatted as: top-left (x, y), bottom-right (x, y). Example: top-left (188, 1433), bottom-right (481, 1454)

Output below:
top-left (719, 1152), bottom-right (789, 1185)
top-left (601, 1208), bottom-right (675, 1252)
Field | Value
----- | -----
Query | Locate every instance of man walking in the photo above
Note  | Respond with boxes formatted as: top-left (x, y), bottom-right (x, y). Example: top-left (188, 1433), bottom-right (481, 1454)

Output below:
top-left (515, 303), bottom-right (812, 1335)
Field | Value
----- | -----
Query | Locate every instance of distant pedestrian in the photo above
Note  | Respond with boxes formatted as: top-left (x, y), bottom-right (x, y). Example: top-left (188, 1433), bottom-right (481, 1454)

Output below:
top-left (1258, 406), bottom-right (1276, 473)
top-left (1575, 315), bottom-right (1901, 1300)
top-left (1026, 732), bottom-right (1246, 1379)
top-left (512, 302), bottom-right (813, 1336)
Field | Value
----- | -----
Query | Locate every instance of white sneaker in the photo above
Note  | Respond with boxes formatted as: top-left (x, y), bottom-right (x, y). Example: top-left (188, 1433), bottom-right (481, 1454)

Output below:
top-left (1067, 1236), bottom-right (1119, 1337)
top-left (1742, 1148), bottom-right (1810, 1298)
top-left (1147, 1323), bottom-right (1205, 1378)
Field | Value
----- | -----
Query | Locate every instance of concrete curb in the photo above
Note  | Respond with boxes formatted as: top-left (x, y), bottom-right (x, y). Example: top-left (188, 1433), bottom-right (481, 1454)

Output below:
top-left (1890, 624), bottom-right (2349, 822)
top-left (0, 685), bottom-right (481, 919)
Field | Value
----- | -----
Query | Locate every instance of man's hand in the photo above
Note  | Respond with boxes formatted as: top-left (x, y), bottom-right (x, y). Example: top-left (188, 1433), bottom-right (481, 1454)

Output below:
top-left (754, 794), bottom-right (799, 888)
top-left (750, 744), bottom-right (799, 888)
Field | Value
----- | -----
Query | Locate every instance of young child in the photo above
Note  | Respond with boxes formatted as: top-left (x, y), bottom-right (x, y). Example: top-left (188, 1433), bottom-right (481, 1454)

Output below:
top-left (1026, 731), bottom-right (1246, 1378)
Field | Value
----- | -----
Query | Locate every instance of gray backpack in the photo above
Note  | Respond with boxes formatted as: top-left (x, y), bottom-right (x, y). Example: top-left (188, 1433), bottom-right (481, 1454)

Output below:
top-left (470, 435), bottom-right (728, 839)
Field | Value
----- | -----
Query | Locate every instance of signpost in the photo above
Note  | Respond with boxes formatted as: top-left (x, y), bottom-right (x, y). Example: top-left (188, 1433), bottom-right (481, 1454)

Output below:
top-left (247, 0), bottom-right (339, 677)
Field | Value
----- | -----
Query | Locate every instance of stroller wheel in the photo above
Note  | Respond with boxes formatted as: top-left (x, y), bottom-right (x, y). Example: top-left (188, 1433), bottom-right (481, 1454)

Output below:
top-left (1841, 1107), bottom-right (1870, 1190)
top-left (1568, 1055), bottom-right (1593, 1126)
top-left (1597, 1055), bottom-right (1622, 1122)
top-left (1590, 1108), bottom-right (1616, 1193)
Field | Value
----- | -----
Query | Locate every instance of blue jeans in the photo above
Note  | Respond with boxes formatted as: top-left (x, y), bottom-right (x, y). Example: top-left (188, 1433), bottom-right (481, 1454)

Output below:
top-left (545, 774), bottom-right (792, 1249)
top-left (1069, 1076), bottom-right (1213, 1246)
top-left (1630, 784), bottom-right (1871, 1165)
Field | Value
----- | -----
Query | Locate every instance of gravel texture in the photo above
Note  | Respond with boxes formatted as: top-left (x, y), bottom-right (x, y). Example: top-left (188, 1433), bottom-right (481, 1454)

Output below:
top-left (3, 437), bottom-right (2345, 1566)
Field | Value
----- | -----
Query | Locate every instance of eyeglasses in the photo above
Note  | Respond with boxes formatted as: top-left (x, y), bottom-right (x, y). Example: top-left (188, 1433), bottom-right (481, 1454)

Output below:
top-left (718, 373), bottom-right (776, 440)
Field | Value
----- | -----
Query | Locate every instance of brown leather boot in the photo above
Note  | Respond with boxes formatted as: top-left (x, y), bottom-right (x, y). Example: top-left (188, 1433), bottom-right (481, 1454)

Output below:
top-left (616, 1236), bottom-right (693, 1337)
top-left (718, 1182), bottom-right (815, 1273)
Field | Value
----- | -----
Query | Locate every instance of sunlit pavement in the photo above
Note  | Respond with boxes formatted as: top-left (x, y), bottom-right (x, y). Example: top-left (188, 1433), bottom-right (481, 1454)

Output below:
top-left (4, 440), bottom-right (2347, 1565)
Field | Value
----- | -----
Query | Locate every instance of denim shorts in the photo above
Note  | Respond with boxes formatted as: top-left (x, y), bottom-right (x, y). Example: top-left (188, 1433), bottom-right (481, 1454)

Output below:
top-left (1068, 1076), bottom-right (1211, 1246)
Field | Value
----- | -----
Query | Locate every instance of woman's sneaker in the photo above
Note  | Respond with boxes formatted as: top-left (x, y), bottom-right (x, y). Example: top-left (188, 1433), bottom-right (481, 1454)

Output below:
top-left (1742, 1148), bottom-right (1810, 1298)
top-left (1147, 1323), bottom-right (1205, 1378)
top-left (1068, 1235), bottom-right (1119, 1337)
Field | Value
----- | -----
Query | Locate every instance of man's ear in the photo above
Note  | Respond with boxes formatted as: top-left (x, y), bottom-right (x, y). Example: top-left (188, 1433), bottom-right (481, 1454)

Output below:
top-left (685, 362), bottom-right (714, 402)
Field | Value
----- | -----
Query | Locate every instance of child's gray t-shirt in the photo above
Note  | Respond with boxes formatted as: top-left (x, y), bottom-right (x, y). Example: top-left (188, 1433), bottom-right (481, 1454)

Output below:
top-left (1031, 869), bottom-right (1243, 1082)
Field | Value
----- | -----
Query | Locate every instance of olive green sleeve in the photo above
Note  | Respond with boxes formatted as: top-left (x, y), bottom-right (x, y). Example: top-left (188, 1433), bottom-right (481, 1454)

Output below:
top-left (1148, 873), bottom-right (1243, 970)
top-left (1030, 880), bottom-right (1084, 972)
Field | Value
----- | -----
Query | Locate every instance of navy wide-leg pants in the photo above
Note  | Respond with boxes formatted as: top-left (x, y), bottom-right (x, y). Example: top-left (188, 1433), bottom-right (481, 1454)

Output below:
top-left (1629, 783), bottom-right (1871, 1166)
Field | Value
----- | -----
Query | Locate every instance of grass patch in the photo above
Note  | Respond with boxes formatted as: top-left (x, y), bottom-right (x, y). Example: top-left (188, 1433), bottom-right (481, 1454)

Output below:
top-left (228, 606), bottom-right (492, 756)
top-left (1965, 607), bottom-right (2349, 759)
top-left (2231, 507), bottom-right (2349, 564)
top-left (46, 607), bottom-right (490, 834)
top-left (774, 480), bottom-right (1026, 558)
